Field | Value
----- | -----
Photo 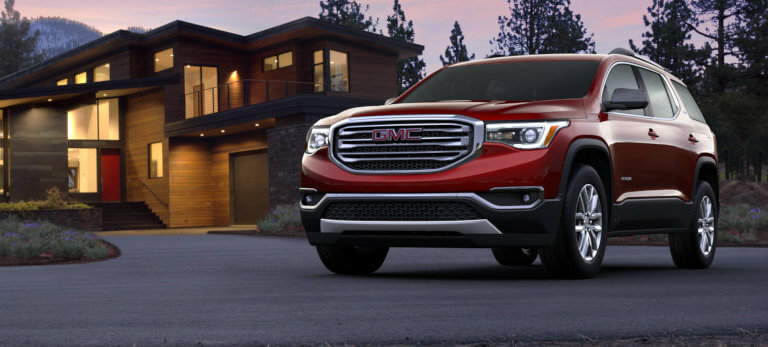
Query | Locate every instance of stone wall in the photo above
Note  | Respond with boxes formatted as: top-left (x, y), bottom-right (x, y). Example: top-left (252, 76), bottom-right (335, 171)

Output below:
top-left (267, 123), bottom-right (311, 207)
top-left (0, 208), bottom-right (102, 231)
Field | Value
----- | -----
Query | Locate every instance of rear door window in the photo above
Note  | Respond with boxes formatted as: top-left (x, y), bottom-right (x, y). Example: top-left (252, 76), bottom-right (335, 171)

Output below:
top-left (602, 64), bottom-right (644, 116)
top-left (638, 69), bottom-right (677, 119)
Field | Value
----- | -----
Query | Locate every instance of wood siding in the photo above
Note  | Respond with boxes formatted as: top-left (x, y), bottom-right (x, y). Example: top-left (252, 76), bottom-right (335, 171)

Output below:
top-left (124, 90), bottom-right (170, 224)
top-left (168, 138), bottom-right (214, 227)
top-left (327, 41), bottom-right (399, 101)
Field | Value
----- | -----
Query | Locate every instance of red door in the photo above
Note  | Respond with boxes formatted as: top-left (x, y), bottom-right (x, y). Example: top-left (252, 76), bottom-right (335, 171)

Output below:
top-left (101, 149), bottom-right (121, 201)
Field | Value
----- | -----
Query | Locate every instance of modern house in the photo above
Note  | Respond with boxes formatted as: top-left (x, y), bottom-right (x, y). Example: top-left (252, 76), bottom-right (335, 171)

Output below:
top-left (0, 17), bottom-right (423, 229)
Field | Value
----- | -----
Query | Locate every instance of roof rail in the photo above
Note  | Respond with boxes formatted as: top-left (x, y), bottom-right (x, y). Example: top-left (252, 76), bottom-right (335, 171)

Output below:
top-left (608, 47), bottom-right (667, 71)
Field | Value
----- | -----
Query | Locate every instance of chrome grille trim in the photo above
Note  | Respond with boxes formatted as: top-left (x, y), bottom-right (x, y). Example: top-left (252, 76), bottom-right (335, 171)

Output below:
top-left (329, 115), bottom-right (484, 174)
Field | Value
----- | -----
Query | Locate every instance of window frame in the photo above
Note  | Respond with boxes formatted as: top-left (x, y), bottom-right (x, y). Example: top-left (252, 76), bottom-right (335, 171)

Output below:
top-left (148, 142), bottom-right (164, 179)
top-left (262, 51), bottom-right (294, 72)
top-left (183, 64), bottom-right (219, 118)
top-left (75, 71), bottom-right (88, 84)
top-left (313, 49), bottom-right (325, 93)
top-left (67, 98), bottom-right (120, 141)
top-left (599, 61), bottom-right (680, 120)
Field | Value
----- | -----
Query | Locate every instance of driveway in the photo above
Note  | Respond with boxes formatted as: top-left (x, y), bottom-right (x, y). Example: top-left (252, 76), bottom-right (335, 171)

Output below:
top-left (1, 234), bottom-right (766, 346)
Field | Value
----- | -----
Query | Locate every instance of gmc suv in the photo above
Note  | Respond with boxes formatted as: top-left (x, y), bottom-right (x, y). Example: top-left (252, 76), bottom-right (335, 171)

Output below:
top-left (299, 48), bottom-right (719, 278)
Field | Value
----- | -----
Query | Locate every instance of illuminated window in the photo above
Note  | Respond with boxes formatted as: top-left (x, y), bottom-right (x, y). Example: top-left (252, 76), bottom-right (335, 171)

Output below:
top-left (149, 142), bottom-right (164, 178)
top-left (75, 72), bottom-right (87, 84)
top-left (263, 51), bottom-right (293, 72)
top-left (313, 50), bottom-right (324, 93)
top-left (56, 78), bottom-right (68, 86)
top-left (329, 50), bottom-right (349, 92)
top-left (154, 48), bottom-right (174, 72)
top-left (68, 148), bottom-right (98, 193)
top-left (93, 63), bottom-right (110, 82)
top-left (184, 65), bottom-right (218, 118)
top-left (67, 98), bottom-right (119, 140)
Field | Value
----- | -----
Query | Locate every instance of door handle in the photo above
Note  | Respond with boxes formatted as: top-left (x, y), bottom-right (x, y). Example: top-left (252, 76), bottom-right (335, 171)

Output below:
top-left (647, 128), bottom-right (660, 139)
top-left (688, 134), bottom-right (699, 143)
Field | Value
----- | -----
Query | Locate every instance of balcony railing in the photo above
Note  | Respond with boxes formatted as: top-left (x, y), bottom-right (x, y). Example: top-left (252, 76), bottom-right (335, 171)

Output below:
top-left (184, 79), bottom-right (318, 118)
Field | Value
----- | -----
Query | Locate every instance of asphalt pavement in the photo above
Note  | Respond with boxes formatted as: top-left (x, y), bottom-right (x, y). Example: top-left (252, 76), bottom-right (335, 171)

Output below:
top-left (1, 234), bottom-right (766, 347)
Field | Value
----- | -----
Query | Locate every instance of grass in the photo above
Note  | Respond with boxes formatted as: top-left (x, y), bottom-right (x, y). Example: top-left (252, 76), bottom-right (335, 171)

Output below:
top-left (0, 217), bottom-right (113, 261)
top-left (718, 204), bottom-right (767, 243)
top-left (256, 204), bottom-right (303, 233)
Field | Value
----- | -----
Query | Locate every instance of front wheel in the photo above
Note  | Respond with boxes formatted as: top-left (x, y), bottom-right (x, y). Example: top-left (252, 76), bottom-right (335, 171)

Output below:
top-left (669, 181), bottom-right (717, 269)
top-left (316, 245), bottom-right (388, 275)
top-left (540, 164), bottom-right (608, 278)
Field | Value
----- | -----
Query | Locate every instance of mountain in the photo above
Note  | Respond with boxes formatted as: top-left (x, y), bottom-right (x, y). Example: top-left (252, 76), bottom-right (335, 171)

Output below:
top-left (30, 17), bottom-right (103, 59)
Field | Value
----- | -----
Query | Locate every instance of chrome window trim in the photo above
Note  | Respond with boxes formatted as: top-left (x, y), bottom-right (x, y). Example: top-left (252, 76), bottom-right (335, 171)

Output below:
top-left (299, 192), bottom-right (545, 211)
top-left (328, 114), bottom-right (484, 175)
top-left (599, 61), bottom-right (681, 121)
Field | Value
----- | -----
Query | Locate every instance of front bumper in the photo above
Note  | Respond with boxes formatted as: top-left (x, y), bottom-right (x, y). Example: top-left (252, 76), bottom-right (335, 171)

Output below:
top-left (301, 192), bottom-right (562, 248)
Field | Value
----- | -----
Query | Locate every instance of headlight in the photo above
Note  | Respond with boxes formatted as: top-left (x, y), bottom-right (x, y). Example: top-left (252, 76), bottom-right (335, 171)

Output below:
top-left (305, 126), bottom-right (330, 154)
top-left (485, 120), bottom-right (569, 149)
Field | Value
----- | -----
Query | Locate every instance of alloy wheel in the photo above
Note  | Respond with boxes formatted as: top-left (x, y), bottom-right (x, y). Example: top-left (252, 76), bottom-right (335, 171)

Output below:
top-left (574, 184), bottom-right (603, 262)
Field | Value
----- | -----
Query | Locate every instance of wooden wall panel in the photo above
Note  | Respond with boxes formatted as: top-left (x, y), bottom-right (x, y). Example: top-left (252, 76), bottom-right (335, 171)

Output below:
top-left (210, 131), bottom-right (268, 226)
top-left (327, 41), bottom-right (399, 101)
top-left (168, 138), bottom-right (214, 227)
top-left (124, 90), bottom-right (170, 224)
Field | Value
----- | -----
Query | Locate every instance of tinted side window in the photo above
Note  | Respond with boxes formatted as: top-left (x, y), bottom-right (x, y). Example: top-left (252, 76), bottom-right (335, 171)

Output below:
top-left (603, 64), bottom-right (644, 116)
top-left (672, 82), bottom-right (706, 123)
top-left (638, 69), bottom-right (676, 118)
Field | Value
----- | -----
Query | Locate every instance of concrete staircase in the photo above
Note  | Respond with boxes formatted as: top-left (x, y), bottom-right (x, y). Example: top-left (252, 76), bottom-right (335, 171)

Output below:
top-left (92, 202), bottom-right (167, 231)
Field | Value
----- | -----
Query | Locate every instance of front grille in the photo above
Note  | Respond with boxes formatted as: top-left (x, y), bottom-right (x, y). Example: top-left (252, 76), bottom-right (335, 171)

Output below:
top-left (331, 117), bottom-right (479, 173)
top-left (323, 201), bottom-right (483, 221)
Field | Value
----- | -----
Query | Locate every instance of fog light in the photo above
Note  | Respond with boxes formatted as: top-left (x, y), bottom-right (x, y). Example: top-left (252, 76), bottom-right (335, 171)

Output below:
top-left (522, 193), bottom-right (531, 203)
top-left (303, 195), bottom-right (313, 204)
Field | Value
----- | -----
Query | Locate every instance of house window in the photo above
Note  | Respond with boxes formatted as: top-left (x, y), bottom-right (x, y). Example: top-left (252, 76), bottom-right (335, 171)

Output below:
top-left (329, 50), bottom-right (349, 92)
top-left (93, 63), bottom-right (110, 82)
top-left (184, 65), bottom-right (218, 118)
top-left (56, 78), bottom-right (68, 86)
top-left (154, 48), bottom-right (174, 72)
top-left (67, 98), bottom-right (120, 140)
top-left (149, 142), bottom-right (164, 178)
top-left (75, 72), bottom-right (87, 84)
top-left (67, 148), bottom-right (98, 193)
top-left (313, 50), bottom-right (324, 93)
top-left (263, 51), bottom-right (293, 72)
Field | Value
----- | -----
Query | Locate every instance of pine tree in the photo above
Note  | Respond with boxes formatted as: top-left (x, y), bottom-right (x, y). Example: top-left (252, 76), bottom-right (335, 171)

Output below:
top-left (0, 0), bottom-right (42, 76)
top-left (687, 0), bottom-right (743, 92)
top-left (732, 0), bottom-right (768, 94)
top-left (386, 0), bottom-right (426, 93)
top-left (439, 21), bottom-right (475, 66)
top-left (319, 0), bottom-right (378, 32)
top-left (629, 0), bottom-right (705, 85)
top-left (490, 0), bottom-right (595, 56)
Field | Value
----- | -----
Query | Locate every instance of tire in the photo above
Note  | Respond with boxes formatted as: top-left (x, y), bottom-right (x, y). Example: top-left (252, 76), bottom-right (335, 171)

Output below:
top-left (669, 181), bottom-right (717, 269)
top-left (316, 245), bottom-right (389, 275)
top-left (491, 247), bottom-right (538, 266)
top-left (540, 164), bottom-right (608, 278)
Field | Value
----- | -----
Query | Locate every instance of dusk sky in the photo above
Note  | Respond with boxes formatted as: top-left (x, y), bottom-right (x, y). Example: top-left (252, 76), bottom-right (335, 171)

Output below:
top-left (17, 0), bottom-right (670, 73)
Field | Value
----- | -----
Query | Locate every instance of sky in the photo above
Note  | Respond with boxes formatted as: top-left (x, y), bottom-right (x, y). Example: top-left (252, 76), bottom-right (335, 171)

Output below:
top-left (16, 0), bottom-right (659, 74)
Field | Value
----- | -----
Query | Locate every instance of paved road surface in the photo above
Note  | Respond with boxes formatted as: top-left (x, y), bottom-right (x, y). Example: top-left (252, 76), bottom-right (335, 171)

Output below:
top-left (1, 235), bottom-right (766, 347)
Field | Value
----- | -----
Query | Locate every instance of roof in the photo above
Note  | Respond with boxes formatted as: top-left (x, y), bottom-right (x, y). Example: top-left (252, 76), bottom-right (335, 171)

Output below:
top-left (0, 17), bottom-right (424, 87)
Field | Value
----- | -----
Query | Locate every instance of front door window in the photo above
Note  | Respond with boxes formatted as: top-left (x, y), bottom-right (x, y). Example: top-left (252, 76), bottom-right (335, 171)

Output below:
top-left (184, 65), bottom-right (218, 118)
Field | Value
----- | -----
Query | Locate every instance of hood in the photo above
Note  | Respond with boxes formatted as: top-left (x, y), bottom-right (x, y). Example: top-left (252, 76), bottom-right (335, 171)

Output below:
top-left (313, 99), bottom-right (588, 126)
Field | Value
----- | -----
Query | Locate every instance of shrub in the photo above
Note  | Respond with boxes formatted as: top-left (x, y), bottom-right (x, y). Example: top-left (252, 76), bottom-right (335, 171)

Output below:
top-left (719, 204), bottom-right (768, 242)
top-left (256, 204), bottom-right (303, 233)
top-left (0, 187), bottom-right (91, 211)
top-left (0, 217), bottom-right (110, 260)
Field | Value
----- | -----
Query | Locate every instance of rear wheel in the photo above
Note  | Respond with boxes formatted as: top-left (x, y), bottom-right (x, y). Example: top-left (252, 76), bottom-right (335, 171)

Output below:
top-left (491, 247), bottom-right (538, 266)
top-left (316, 245), bottom-right (388, 275)
top-left (540, 164), bottom-right (608, 278)
top-left (669, 181), bottom-right (717, 269)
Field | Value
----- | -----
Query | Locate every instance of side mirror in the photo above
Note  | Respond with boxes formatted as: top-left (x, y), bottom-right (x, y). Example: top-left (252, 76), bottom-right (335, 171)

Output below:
top-left (384, 97), bottom-right (398, 105)
top-left (604, 88), bottom-right (648, 111)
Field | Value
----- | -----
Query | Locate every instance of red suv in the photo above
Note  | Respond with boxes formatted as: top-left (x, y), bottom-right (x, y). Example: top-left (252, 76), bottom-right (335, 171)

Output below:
top-left (300, 48), bottom-right (719, 278)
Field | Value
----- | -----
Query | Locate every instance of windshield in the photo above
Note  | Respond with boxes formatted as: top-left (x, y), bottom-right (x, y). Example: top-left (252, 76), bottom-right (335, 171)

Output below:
top-left (399, 60), bottom-right (600, 103)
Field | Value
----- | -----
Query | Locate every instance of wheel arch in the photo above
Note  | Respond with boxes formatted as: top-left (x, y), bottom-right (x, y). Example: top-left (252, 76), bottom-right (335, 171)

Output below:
top-left (559, 138), bottom-right (613, 203)
top-left (694, 156), bottom-right (719, 211)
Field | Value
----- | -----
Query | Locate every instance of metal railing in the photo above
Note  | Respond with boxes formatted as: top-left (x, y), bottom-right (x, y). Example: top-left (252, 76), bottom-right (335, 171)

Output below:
top-left (184, 79), bottom-right (318, 118)
top-left (139, 179), bottom-right (168, 208)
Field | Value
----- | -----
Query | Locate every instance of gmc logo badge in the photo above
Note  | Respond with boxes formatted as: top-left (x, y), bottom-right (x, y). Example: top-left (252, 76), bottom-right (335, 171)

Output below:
top-left (372, 128), bottom-right (422, 141)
